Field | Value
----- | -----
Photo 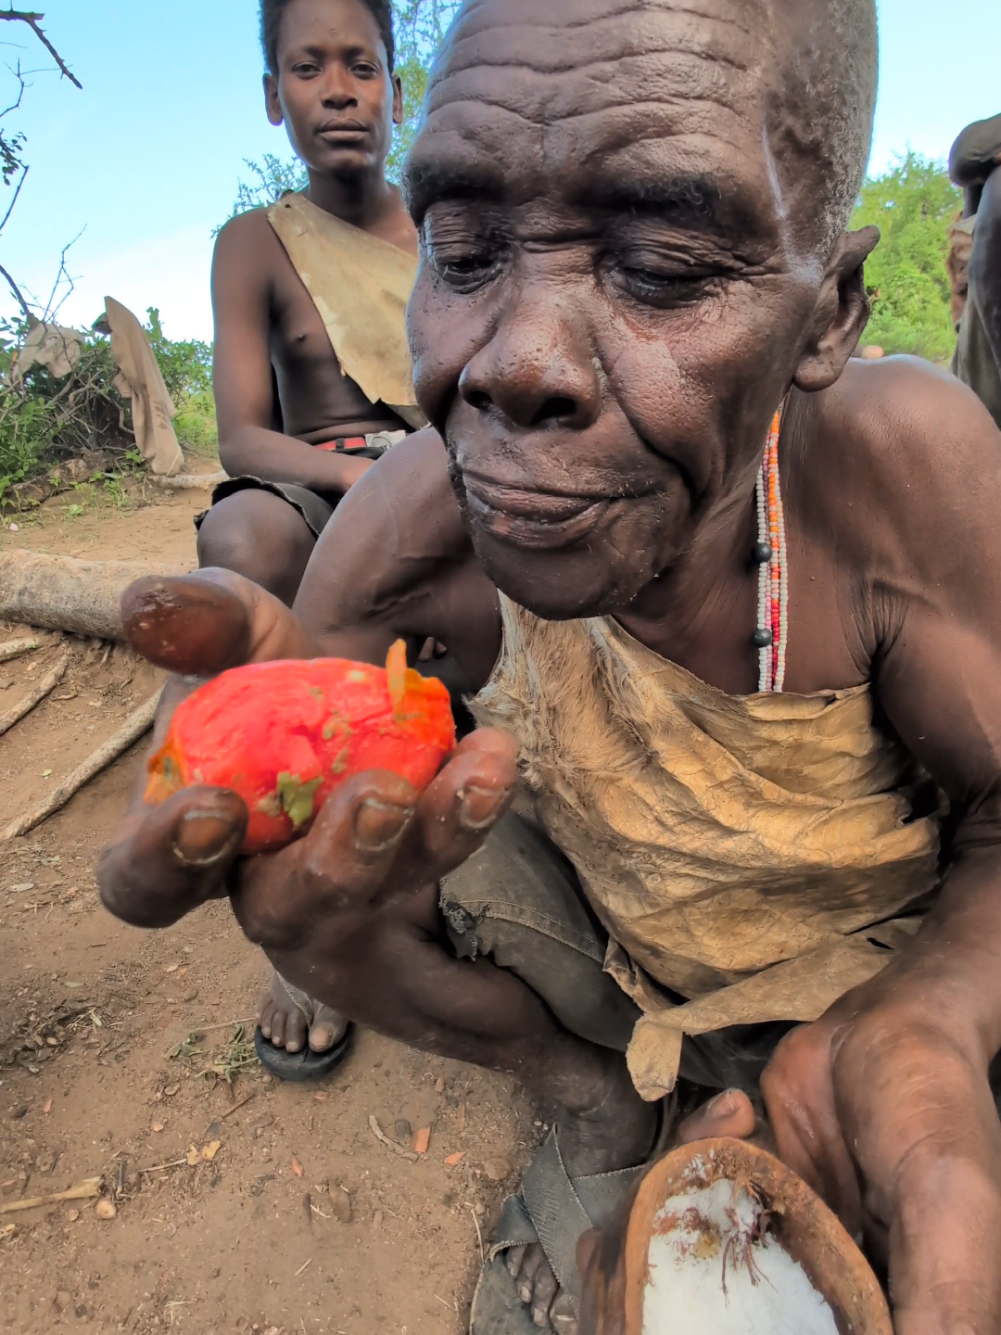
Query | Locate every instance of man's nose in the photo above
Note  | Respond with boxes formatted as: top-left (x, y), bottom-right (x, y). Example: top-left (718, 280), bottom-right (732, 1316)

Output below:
top-left (320, 68), bottom-right (358, 108)
top-left (458, 295), bottom-right (602, 431)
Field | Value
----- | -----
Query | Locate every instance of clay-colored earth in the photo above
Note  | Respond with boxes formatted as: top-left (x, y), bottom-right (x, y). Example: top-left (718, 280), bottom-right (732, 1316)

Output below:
top-left (0, 481), bottom-right (532, 1335)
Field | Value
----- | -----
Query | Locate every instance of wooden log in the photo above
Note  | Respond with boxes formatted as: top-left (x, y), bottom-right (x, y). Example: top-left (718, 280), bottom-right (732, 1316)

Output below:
top-left (2, 689), bottom-right (162, 840)
top-left (149, 470), bottom-right (226, 490)
top-left (0, 550), bottom-right (189, 641)
top-left (0, 652), bottom-right (68, 736)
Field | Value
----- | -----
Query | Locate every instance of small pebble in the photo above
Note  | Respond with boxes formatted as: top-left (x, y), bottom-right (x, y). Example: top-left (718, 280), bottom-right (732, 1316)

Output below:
top-left (66, 1209), bottom-right (79, 1223)
top-left (394, 1118), bottom-right (412, 1143)
top-left (482, 1157), bottom-right (511, 1182)
top-left (151, 1122), bottom-right (164, 1134)
top-left (331, 1188), bottom-right (352, 1224)
top-left (372, 1209), bottom-right (384, 1229)
top-left (94, 1198), bottom-right (117, 1220)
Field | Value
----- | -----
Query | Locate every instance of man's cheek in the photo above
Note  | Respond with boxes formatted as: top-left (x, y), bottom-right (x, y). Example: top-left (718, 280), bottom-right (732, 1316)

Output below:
top-left (408, 281), bottom-right (488, 424)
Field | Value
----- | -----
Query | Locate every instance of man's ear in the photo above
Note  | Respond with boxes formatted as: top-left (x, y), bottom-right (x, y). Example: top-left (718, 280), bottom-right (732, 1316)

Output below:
top-left (264, 73), bottom-right (284, 128)
top-left (793, 225), bottom-right (880, 393)
top-left (392, 73), bottom-right (404, 128)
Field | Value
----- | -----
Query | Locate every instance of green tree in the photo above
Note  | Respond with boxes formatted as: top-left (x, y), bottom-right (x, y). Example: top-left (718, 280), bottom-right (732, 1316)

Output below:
top-left (851, 153), bottom-right (961, 364)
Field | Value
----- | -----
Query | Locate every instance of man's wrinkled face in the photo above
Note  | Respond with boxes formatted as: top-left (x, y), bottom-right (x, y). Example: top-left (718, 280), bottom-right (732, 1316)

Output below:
top-left (406, 0), bottom-right (836, 618)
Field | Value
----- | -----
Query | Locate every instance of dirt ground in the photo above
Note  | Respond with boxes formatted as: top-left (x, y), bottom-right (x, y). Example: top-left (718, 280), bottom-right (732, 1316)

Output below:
top-left (0, 484), bottom-right (533, 1335)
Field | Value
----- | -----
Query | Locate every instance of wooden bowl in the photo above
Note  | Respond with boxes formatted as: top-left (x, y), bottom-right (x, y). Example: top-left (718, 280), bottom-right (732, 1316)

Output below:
top-left (580, 1138), bottom-right (893, 1335)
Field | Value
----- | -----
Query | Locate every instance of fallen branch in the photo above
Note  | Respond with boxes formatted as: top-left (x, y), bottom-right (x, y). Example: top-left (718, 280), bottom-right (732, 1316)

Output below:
top-left (0, 635), bottom-right (37, 662)
top-left (0, 650), bottom-right (66, 734)
top-left (2, 688), bottom-right (161, 839)
top-left (369, 1115), bottom-right (419, 1163)
top-left (0, 1176), bottom-right (101, 1215)
top-left (136, 1158), bottom-right (189, 1177)
top-left (149, 471), bottom-right (226, 491)
top-left (0, 551), bottom-right (189, 641)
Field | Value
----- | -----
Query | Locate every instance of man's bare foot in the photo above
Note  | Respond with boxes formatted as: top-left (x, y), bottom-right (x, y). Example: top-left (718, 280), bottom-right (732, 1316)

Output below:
top-left (257, 971), bottom-right (349, 1055)
top-left (504, 1063), bottom-right (660, 1332)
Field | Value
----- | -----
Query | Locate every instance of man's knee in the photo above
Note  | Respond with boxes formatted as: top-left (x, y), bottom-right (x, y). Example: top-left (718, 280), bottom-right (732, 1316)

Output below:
top-left (197, 490), bottom-right (314, 582)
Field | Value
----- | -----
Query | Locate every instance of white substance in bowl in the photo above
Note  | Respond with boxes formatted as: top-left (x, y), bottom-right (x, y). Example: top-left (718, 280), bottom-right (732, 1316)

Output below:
top-left (642, 1178), bottom-right (839, 1335)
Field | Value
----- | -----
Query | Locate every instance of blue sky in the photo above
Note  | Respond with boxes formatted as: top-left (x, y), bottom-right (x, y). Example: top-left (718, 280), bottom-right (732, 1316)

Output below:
top-left (1, 0), bottom-right (999, 341)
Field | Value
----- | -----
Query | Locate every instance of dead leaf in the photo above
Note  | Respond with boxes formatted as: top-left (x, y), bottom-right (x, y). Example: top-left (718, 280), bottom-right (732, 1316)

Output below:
top-left (412, 1127), bottom-right (431, 1156)
top-left (313, 1091), bottom-right (329, 1103)
top-left (95, 1198), bottom-right (117, 1220)
top-left (445, 1152), bottom-right (466, 1166)
top-left (186, 1145), bottom-right (200, 1167)
top-left (42, 1099), bottom-right (52, 1114)
top-left (164, 964), bottom-right (179, 974)
top-left (201, 1140), bottom-right (221, 1162)
top-left (483, 1157), bottom-right (511, 1182)
top-left (66, 1209), bottom-right (80, 1222)
top-left (291, 1155), bottom-right (304, 1178)
top-left (0, 1223), bottom-right (15, 1240)
top-left (151, 1122), bottom-right (164, 1134)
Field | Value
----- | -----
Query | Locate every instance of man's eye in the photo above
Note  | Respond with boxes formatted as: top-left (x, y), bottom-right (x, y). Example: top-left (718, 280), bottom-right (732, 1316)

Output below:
top-left (430, 247), bottom-right (505, 291)
top-left (292, 62), bottom-right (320, 77)
top-left (607, 247), bottom-right (719, 308)
top-left (352, 63), bottom-right (378, 78)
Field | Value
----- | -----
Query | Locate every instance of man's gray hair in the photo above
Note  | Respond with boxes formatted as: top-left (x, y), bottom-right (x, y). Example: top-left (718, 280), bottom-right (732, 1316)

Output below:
top-left (777, 0), bottom-right (879, 251)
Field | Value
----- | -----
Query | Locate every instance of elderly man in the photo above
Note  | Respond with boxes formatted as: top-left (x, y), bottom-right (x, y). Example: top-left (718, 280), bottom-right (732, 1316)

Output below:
top-left (101, 0), bottom-right (1001, 1331)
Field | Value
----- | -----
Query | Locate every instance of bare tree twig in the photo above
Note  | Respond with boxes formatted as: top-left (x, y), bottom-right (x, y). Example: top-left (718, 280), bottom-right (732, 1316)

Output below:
top-left (0, 159), bottom-right (26, 234)
top-left (0, 258), bottom-right (30, 318)
top-left (0, 10), bottom-right (81, 89)
top-left (0, 58), bottom-right (26, 120)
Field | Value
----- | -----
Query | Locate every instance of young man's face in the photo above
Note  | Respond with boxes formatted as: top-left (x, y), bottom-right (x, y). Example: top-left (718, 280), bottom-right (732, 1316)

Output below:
top-left (406, 0), bottom-right (865, 619)
top-left (266, 0), bottom-right (402, 179)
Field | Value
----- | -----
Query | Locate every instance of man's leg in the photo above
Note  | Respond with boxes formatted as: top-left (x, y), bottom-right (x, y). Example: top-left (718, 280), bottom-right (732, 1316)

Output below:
top-left (196, 489), bottom-right (318, 607)
top-left (197, 487), bottom-right (348, 1062)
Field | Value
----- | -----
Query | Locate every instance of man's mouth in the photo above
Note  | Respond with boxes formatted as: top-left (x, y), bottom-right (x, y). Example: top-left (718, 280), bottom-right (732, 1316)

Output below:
top-left (317, 120), bottom-right (368, 143)
top-left (462, 477), bottom-right (611, 549)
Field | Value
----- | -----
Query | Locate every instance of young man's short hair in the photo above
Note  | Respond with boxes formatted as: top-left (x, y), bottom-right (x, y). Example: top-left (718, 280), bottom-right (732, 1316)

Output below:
top-left (260, 0), bottom-right (396, 75)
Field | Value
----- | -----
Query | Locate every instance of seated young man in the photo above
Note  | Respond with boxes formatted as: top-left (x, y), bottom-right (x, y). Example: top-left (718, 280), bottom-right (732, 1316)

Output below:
top-left (202, 0), bottom-right (424, 1078)
top-left (102, 0), bottom-right (1001, 1331)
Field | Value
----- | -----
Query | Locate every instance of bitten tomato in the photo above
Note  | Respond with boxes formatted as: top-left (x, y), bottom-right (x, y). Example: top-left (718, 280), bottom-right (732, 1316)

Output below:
top-left (145, 641), bottom-right (455, 852)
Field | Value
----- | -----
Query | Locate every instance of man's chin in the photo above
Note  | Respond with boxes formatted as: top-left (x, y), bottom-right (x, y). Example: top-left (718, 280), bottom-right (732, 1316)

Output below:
top-left (475, 536), bottom-right (653, 622)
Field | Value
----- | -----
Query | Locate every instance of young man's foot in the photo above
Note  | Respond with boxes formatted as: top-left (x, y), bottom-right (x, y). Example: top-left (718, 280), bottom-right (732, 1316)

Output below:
top-left (257, 971), bottom-right (349, 1056)
top-left (505, 1063), bottom-right (660, 1333)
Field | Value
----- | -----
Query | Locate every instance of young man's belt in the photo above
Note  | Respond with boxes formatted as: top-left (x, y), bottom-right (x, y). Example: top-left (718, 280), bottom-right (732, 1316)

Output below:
top-left (315, 430), bottom-right (407, 455)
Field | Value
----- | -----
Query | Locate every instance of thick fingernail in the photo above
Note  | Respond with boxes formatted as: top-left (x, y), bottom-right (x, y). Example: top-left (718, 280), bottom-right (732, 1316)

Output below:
top-left (173, 812), bottom-right (239, 868)
top-left (354, 798), bottom-right (412, 852)
top-left (458, 783), bottom-right (510, 831)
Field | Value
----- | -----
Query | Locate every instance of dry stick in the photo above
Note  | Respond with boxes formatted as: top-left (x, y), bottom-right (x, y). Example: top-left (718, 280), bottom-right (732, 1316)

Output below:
top-left (0, 636), bottom-right (38, 663)
top-left (136, 1159), bottom-right (190, 1177)
top-left (149, 471), bottom-right (227, 490)
top-left (0, 1177), bottom-right (102, 1215)
top-left (369, 1115), bottom-right (420, 1163)
top-left (0, 651), bottom-right (67, 736)
top-left (1, 689), bottom-right (161, 840)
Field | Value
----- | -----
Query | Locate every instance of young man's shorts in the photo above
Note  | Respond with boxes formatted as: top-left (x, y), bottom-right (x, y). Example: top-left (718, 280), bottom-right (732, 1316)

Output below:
top-left (194, 430), bottom-right (407, 539)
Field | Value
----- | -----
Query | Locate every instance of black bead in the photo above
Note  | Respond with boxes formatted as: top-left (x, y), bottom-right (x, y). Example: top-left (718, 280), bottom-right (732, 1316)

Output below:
top-left (753, 541), bottom-right (773, 565)
top-left (752, 627), bottom-right (774, 649)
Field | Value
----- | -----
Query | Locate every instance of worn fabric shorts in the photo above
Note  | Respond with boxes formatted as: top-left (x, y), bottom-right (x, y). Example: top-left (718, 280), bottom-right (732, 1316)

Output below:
top-left (440, 810), bottom-right (794, 1094)
top-left (194, 430), bottom-right (408, 539)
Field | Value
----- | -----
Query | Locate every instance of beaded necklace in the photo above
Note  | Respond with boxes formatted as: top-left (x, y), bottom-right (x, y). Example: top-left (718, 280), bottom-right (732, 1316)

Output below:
top-left (752, 408), bottom-right (788, 692)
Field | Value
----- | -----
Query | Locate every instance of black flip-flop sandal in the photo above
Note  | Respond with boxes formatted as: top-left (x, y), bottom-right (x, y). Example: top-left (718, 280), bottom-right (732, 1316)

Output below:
top-left (254, 1021), bottom-right (354, 1083)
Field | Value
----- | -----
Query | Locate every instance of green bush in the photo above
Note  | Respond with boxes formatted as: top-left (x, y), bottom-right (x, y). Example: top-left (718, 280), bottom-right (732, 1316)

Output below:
top-left (851, 153), bottom-right (961, 364)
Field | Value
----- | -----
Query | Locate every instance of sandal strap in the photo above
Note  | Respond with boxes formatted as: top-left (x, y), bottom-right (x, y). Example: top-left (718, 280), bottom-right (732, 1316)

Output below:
top-left (520, 1130), bottom-right (594, 1305)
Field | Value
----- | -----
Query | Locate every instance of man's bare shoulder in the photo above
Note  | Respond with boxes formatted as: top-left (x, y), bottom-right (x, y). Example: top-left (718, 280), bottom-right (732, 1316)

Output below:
top-left (804, 357), bottom-right (1001, 571)
top-left (212, 208), bottom-right (287, 283)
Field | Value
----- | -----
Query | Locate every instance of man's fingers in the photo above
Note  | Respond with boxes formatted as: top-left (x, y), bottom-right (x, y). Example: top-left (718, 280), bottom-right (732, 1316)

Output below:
top-left (674, 1089), bottom-right (758, 1145)
top-left (98, 787), bottom-right (247, 928)
top-left (399, 728), bottom-right (519, 882)
top-left (122, 568), bottom-right (321, 676)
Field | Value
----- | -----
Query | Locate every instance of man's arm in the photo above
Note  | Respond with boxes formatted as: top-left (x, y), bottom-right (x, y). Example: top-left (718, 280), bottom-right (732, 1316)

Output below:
top-left (762, 366), bottom-right (1001, 1335)
top-left (970, 168), bottom-right (1001, 378)
top-left (211, 211), bottom-right (369, 495)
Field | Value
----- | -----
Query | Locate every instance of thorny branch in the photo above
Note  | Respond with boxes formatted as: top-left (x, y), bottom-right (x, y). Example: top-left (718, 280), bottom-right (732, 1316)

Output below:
top-left (0, 260), bottom-right (30, 319)
top-left (0, 9), bottom-right (81, 89)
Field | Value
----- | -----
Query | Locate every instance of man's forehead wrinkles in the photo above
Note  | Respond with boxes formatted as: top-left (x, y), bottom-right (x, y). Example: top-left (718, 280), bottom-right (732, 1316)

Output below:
top-left (427, 53), bottom-right (750, 133)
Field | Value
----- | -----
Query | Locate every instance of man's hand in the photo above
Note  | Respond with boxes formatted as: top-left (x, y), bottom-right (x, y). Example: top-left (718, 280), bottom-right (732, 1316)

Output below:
top-left (98, 570), bottom-right (519, 996)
